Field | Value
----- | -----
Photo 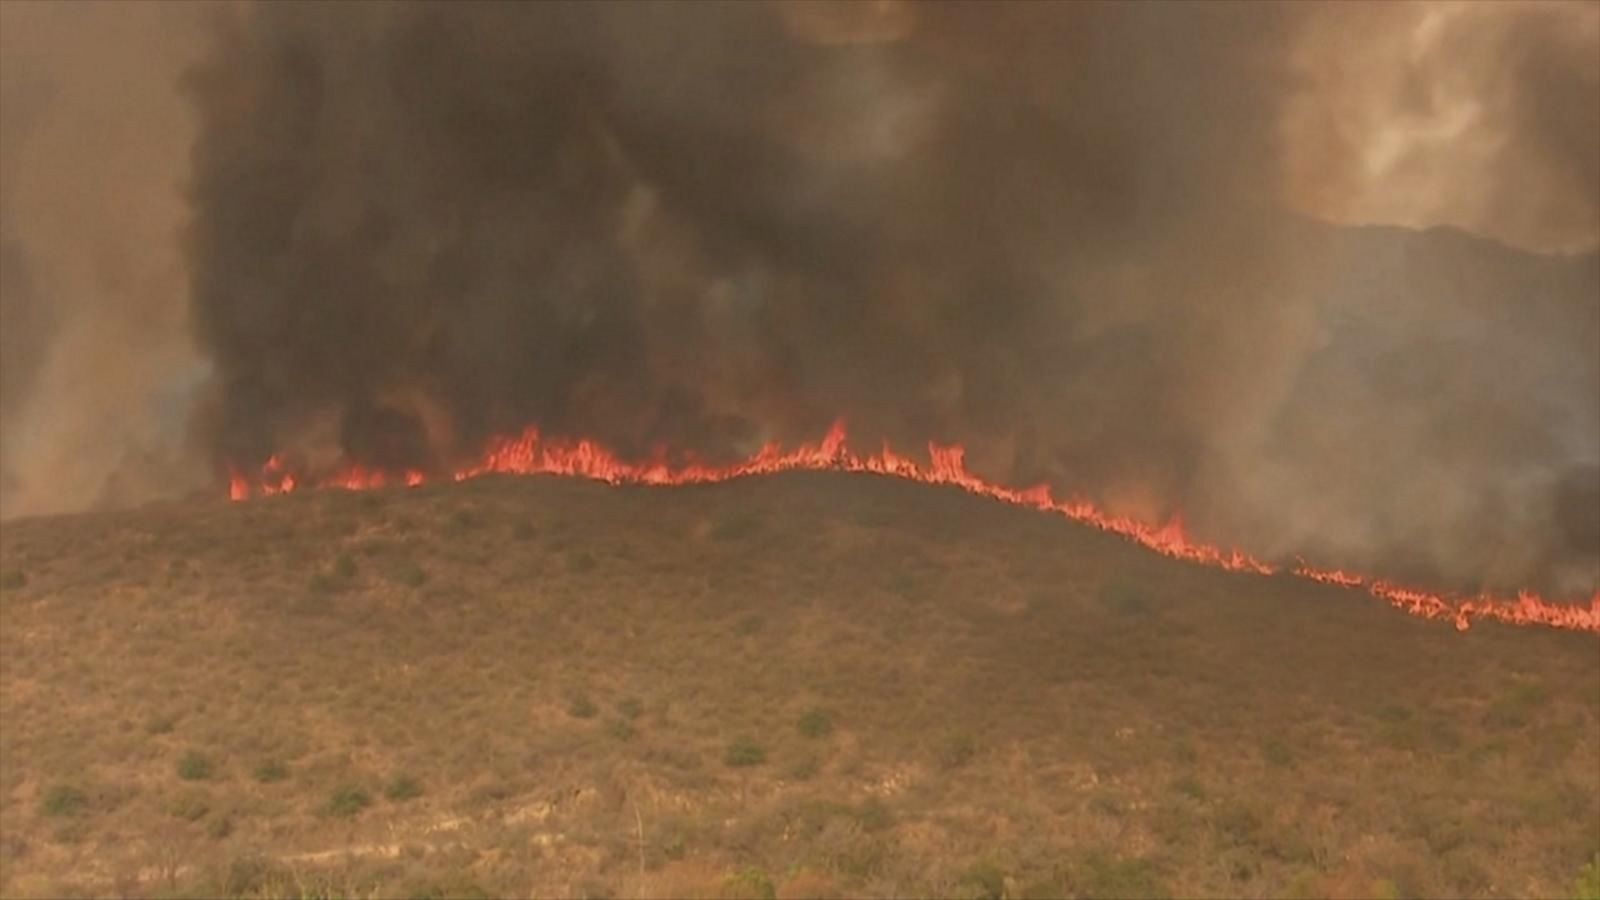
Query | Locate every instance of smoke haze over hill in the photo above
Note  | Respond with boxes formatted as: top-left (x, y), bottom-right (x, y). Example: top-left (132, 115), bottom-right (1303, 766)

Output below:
top-left (2, 1), bottom-right (1596, 595)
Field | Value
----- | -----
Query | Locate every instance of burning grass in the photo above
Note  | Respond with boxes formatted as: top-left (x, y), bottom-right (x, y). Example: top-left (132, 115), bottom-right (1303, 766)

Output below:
top-left (228, 422), bottom-right (1600, 636)
top-left (0, 472), bottom-right (1596, 897)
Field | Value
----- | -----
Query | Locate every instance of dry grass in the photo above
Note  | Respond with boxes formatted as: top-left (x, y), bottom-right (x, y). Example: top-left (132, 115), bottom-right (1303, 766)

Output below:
top-left (0, 472), bottom-right (1597, 898)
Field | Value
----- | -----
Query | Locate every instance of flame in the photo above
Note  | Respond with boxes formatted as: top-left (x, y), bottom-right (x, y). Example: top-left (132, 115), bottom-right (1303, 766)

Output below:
top-left (228, 421), bottom-right (1600, 635)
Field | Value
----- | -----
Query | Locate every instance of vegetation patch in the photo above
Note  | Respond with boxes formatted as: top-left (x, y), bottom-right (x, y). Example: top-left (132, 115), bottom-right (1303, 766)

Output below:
top-left (253, 759), bottom-right (290, 783)
top-left (176, 751), bottom-right (215, 781)
top-left (797, 708), bottom-right (834, 738)
top-left (1074, 853), bottom-right (1170, 900)
top-left (385, 774), bottom-right (423, 802)
top-left (325, 785), bottom-right (372, 818)
top-left (937, 731), bottom-right (979, 770)
top-left (40, 785), bottom-right (88, 818)
top-left (724, 866), bottom-right (777, 900)
top-left (724, 738), bottom-right (767, 768)
top-left (566, 691), bottom-right (599, 719)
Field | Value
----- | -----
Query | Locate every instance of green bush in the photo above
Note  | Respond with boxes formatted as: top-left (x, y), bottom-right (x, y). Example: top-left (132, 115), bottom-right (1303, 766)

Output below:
top-left (567, 692), bottom-right (599, 719)
top-left (797, 708), bottom-right (834, 739)
top-left (325, 786), bottom-right (372, 818)
top-left (0, 569), bottom-right (27, 590)
top-left (1262, 738), bottom-right (1294, 768)
top-left (1077, 854), bottom-right (1170, 900)
top-left (385, 774), bottom-right (423, 802)
top-left (1574, 853), bottom-right (1600, 900)
top-left (223, 853), bottom-right (289, 896)
top-left (176, 751), bottom-right (214, 781)
top-left (1099, 577), bottom-right (1152, 617)
top-left (724, 867), bottom-right (776, 900)
top-left (957, 863), bottom-right (1006, 900)
top-left (254, 759), bottom-right (289, 783)
top-left (389, 560), bottom-right (428, 587)
top-left (710, 510), bottom-right (763, 543)
top-left (1171, 775), bottom-right (1205, 800)
top-left (937, 732), bottom-right (978, 770)
top-left (724, 738), bottom-right (767, 768)
top-left (40, 784), bottom-right (88, 817)
top-left (786, 754), bottom-right (821, 781)
top-left (307, 571), bottom-right (342, 595)
top-left (170, 792), bottom-right (210, 821)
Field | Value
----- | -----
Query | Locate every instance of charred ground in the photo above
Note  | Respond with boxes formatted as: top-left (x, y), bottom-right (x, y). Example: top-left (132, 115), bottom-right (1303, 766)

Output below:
top-left (0, 473), bottom-right (1597, 898)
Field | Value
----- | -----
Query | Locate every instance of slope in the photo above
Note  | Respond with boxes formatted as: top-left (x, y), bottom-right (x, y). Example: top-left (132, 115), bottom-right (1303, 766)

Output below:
top-left (1, 472), bottom-right (1597, 898)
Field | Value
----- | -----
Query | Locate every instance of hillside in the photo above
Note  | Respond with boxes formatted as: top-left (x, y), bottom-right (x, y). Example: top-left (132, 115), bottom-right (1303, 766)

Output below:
top-left (1, 472), bottom-right (1597, 899)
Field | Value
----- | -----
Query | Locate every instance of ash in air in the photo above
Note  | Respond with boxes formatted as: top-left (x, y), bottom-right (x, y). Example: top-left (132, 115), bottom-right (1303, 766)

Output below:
top-left (2, 2), bottom-right (1597, 596)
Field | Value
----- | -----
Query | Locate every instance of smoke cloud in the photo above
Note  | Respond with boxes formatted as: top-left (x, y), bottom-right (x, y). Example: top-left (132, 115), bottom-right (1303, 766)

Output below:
top-left (5, 2), bottom-right (1597, 596)
top-left (0, 1), bottom-right (210, 517)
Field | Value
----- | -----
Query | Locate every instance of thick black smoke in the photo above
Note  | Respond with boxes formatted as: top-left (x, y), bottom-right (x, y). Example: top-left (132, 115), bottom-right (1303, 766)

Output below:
top-left (182, 2), bottom-right (1599, 595)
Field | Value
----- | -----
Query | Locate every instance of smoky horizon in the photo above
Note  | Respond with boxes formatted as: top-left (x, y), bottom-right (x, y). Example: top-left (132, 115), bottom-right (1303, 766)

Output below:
top-left (1, 0), bottom-right (1597, 598)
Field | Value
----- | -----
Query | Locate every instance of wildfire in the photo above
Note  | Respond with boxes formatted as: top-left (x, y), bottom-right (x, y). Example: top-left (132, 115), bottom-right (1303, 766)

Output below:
top-left (229, 421), bottom-right (1600, 635)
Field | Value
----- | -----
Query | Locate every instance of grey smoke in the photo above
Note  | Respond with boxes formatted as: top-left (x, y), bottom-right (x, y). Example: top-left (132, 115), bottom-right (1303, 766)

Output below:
top-left (4, 1), bottom-right (1596, 597)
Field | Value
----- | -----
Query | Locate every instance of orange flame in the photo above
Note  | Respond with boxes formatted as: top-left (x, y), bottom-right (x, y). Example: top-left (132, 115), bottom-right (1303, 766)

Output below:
top-left (228, 421), bottom-right (1600, 635)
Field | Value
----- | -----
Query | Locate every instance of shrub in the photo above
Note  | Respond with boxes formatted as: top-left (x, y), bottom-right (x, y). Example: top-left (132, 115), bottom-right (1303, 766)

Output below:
top-left (957, 863), bottom-right (1006, 900)
top-left (567, 692), bottom-right (599, 719)
top-left (224, 853), bottom-right (289, 896)
top-left (254, 759), bottom-right (289, 784)
top-left (307, 571), bottom-right (341, 595)
top-left (1077, 854), bottom-right (1169, 900)
top-left (0, 570), bottom-right (26, 590)
top-left (797, 708), bottom-right (834, 739)
top-left (176, 751), bottom-right (214, 781)
top-left (724, 867), bottom-right (776, 900)
top-left (855, 799), bottom-right (894, 832)
top-left (604, 718), bottom-right (637, 741)
top-left (1171, 775), bottom-right (1205, 800)
top-left (1484, 682), bottom-right (1549, 730)
top-left (389, 560), bottom-right (428, 587)
top-left (511, 520), bottom-right (538, 541)
top-left (1262, 738), bottom-right (1294, 768)
top-left (385, 774), bottom-right (423, 802)
top-left (710, 510), bottom-right (762, 543)
top-left (170, 792), bottom-right (210, 821)
top-left (616, 697), bottom-right (644, 720)
top-left (786, 754), bottom-right (821, 782)
top-left (332, 552), bottom-right (357, 579)
top-left (406, 879), bottom-right (493, 900)
top-left (1099, 577), bottom-right (1152, 617)
top-left (325, 786), bottom-right (372, 818)
top-left (40, 785), bottom-right (88, 817)
top-left (724, 738), bottom-right (767, 768)
top-left (1575, 853), bottom-right (1600, 900)
top-left (937, 732), bottom-right (978, 770)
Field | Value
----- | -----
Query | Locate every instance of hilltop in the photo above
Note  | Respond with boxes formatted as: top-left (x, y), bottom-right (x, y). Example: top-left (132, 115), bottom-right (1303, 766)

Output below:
top-left (1, 472), bottom-right (1597, 899)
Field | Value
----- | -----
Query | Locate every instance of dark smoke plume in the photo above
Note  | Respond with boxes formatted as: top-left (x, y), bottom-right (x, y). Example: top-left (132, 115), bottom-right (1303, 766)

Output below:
top-left (172, 1), bottom-right (1597, 595)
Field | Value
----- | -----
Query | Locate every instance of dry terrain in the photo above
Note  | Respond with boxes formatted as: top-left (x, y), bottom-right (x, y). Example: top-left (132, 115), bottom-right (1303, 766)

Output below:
top-left (1, 472), bottom-right (1597, 898)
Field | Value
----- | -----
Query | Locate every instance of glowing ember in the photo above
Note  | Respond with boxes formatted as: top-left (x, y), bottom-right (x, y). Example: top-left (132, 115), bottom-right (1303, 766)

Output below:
top-left (228, 422), bottom-right (1600, 635)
